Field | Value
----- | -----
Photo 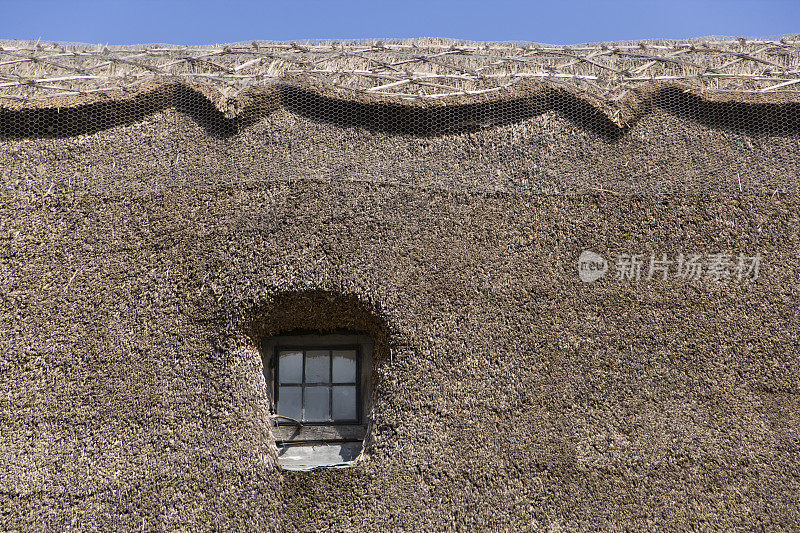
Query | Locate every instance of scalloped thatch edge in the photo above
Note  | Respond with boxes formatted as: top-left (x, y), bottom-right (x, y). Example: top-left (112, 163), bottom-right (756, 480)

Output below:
top-left (2, 75), bottom-right (800, 139)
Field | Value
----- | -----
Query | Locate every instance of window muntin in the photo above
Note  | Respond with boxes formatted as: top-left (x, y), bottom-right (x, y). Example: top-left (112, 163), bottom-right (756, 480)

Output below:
top-left (275, 346), bottom-right (360, 424)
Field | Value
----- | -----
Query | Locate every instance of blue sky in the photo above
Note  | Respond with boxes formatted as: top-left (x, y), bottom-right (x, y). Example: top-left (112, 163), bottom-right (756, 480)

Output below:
top-left (1, 0), bottom-right (798, 45)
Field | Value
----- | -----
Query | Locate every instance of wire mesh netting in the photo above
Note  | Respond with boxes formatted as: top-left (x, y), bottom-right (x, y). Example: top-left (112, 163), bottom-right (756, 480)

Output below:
top-left (1, 36), bottom-right (799, 197)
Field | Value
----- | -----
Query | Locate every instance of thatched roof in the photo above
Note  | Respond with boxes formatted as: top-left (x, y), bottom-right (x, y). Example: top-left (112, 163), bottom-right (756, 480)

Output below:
top-left (3, 37), bottom-right (800, 531)
top-left (2, 36), bottom-right (800, 135)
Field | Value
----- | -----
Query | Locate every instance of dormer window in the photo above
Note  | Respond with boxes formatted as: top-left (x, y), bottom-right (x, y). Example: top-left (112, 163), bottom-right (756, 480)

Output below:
top-left (262, 334), bottom-right (372, 470)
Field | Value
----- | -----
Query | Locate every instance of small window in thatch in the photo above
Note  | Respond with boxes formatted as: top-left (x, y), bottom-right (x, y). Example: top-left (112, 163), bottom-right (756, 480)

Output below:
top-left (262, 334), bottom-right (372, 470)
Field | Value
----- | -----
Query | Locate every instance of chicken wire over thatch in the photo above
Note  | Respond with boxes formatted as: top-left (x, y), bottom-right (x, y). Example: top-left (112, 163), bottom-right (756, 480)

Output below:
top-left (1, 37), bottom-right (800, 196)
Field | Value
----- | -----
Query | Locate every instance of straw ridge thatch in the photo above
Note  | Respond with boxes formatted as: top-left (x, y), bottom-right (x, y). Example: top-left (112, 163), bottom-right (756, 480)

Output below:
top-left (2, 37), bottom-right (800, 138)
top-left (4, 77), bottom-right (800, 139)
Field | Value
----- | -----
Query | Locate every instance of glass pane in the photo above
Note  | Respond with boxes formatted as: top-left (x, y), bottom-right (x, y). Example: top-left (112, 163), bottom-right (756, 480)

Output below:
top-left (277, 386), bottom-right (302, 421)
top-left (305, 350), bottom-right (330, 383)
top-left (304, 386), bottom-right (330, 422)
top-left (332, 350), bottom-right (357, 383)
top-left (332, 386), bottom-right (357, 421)
top-left (278, 351), bottom-right (302, 383)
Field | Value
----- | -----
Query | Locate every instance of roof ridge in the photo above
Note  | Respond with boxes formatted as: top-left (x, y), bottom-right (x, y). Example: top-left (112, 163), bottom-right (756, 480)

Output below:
top-left (2, 36), bottom-right (799, 105)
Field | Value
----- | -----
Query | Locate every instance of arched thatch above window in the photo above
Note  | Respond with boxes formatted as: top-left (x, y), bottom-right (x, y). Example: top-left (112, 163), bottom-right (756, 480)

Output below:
top-left (244, 290), bottom-right (390, 350)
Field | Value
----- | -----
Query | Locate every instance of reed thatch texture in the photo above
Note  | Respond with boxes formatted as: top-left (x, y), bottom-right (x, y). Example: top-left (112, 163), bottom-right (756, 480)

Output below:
top-left (2, 104), bottom-right (799, 197)
top-left (2, 182), bottom-right (799, 530)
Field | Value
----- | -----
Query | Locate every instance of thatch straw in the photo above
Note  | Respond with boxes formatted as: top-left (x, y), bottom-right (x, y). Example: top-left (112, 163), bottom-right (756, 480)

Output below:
top-left (2, 36), bottom-right (800, 531)
top-left (2, 37), bottom-right (800, 101)
top-left (1, 37), bottom-right (799, 136)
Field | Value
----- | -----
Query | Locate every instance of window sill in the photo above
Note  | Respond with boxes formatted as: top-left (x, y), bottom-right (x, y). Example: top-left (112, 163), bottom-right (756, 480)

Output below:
top-left (277, 441), bottom-right (363, 471)
top-left (273, 424), bottom-right (366, 444)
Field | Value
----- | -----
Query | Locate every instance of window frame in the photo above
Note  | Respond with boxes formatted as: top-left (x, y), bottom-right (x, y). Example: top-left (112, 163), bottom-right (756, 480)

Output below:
top-left (273, 343), bottom-right (363, 425)
top-left (262, 334), bottom-right (372, 445)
